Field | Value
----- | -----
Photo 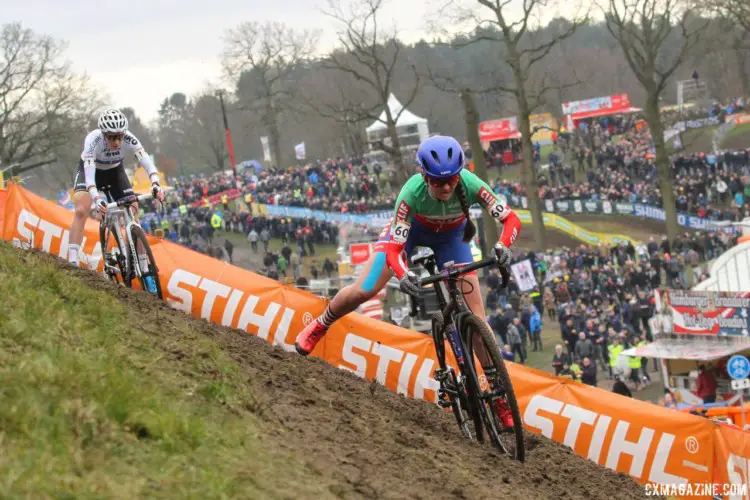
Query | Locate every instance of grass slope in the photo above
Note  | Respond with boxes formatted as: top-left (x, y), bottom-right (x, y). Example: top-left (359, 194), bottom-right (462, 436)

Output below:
top-left (0, 242), bottom-right (326, 498)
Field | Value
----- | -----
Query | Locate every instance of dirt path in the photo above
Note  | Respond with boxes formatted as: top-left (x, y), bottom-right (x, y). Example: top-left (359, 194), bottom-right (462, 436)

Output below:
top-left (47, 252), bottom-right (652, 500)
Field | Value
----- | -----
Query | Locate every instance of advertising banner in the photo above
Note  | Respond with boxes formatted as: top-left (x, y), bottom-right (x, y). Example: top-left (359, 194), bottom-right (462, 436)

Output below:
top-left (562, 94), bottom-right (631, 116)
top-left (478, 117), bottom-right (520, 142)
top-left (657, 290), bottom-right (750, 336)
top-left (4, 183), bottom-right (750, 494)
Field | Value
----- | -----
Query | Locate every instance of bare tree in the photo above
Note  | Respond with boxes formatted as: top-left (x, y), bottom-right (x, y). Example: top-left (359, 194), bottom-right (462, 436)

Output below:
top-left (440, 2), bottom-right (587, 250)
top-left (317, 0), bottom-right (421, 183)
top-left (703, 0), bottom-right (750, 96)
top-left (0, 23), bottom-right (100, 169)
top-left (604, 0), bottom-right (707, 244)
top-left (223, 22), bottom-right (320, 169)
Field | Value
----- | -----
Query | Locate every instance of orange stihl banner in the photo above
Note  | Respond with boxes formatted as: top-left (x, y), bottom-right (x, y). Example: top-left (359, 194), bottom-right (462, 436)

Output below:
top-left (2, 182), bottom-right (750, 498)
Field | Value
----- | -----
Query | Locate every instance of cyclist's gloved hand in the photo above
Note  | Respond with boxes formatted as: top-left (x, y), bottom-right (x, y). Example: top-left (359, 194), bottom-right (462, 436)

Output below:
top-left (151, 182), bottom-right (164, 202)
top-left (399, 271), bottom-right (421, 297)
top-left (494, 242), bottom-right (512, 267)
top-left (94, 194), bottom-right (108, 216)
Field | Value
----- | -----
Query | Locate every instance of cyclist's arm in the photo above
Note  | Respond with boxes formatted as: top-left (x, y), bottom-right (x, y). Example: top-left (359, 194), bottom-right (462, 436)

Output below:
top-left (374, 187), bottom-right (416, 279)
top-left (465, 171), bottom-right (521, 247)
top-left (125, 132), bottom-right (159, 181)
top-left (81, 132), bottom-right (101, 198)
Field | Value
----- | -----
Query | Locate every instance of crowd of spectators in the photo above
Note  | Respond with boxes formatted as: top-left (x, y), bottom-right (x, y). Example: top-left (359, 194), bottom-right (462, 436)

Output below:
top-left (484, 227), bottom-right (738, 389)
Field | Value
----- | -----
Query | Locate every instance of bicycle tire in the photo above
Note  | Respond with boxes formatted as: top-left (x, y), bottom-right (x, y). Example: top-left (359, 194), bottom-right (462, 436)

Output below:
top-left (462, 314), bottom-right (525, 462)
top-left (100, 222), bottom-right (131, 287)
top-left (130, 226), bottom-right (163, 299)
top-left (431, 314), bottom-right (476, 440)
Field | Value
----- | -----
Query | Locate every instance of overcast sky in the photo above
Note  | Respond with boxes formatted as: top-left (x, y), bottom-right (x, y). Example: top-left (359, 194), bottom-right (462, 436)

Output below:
top-left (3, 0), bottom-right (441, 123)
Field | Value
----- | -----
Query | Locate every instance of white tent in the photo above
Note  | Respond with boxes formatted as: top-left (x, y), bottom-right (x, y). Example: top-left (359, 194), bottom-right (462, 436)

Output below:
top-left (366, 94), bottom-right (427, 132)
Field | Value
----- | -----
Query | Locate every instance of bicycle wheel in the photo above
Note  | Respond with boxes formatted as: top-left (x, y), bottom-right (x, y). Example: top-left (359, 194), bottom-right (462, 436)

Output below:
top-left (462, 314), bottom-right (525, 462)
top-left (430, 314), bottom-right (477, 441)
top-left (130, 226), bottom-right (163, 299)
top-left (99, 222), bottom-right (131, 287)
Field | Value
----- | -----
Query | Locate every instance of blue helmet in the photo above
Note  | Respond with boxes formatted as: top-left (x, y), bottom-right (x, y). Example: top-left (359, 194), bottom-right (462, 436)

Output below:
top-left (417, 135), bottom-right (464, 178)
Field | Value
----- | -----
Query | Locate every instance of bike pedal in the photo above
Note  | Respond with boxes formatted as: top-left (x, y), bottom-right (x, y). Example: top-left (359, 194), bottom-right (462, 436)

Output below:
top-left (437, 399), bottom-right (452, 409)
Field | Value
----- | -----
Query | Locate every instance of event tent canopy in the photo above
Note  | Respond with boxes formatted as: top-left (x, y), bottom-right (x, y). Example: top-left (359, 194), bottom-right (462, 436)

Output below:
top-left (366, 94), bottom-right (427, 132)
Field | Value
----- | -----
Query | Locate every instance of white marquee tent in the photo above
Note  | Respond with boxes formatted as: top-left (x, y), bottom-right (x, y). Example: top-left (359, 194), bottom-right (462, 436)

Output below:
top-left (365, 94), bottom-right (428, 133)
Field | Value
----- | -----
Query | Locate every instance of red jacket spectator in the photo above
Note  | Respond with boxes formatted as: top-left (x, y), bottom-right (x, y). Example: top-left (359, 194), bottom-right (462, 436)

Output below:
top-left (695, 366), bottom-right (717, 403)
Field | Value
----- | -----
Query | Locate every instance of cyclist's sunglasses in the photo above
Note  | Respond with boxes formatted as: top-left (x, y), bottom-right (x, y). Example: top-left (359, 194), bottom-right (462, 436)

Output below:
top-left (426, 174), bottom-right (460, 187)
top-left (104, 132), bottom-right (124, 141)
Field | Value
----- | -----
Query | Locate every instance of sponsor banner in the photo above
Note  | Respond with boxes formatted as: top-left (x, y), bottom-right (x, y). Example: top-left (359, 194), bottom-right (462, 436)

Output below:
top-left (615, 202), bottom-right (635, 215)
top-left (632, 204), bottom-right (738, 233)
top-left (478, 117), bottom-right (520, 142)
top-left (5, 183), bottom-right (750, 492)
top-left (562, 93), bottom-right (631, 116)
top-left (712, 424), bottom-right (750, 497)
top-left (725, 113), bottom-right (750, 126)
top-left (555, 200), bottom-right (571, 213)
top-left (658, 289), bottom-right (750, 337)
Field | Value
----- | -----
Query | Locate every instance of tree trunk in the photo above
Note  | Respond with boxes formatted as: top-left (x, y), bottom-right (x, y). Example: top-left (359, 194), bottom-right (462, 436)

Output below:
top-left (735, 28), bottom-right (750, 98)
top-left (461, 89), bottom-right (499, 256)
top-left (267, 99), bottom-right (283, 169)
top-left (511, 72), bottom-right (545, 250)
top-left (644, 92), bottom-right (679, 246)
top-left (384, 104), bottom-right (407, 184)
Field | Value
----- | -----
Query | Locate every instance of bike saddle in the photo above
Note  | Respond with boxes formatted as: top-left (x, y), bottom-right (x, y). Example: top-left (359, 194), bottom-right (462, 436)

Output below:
top-left (411, 247), bottom-right (435, 267)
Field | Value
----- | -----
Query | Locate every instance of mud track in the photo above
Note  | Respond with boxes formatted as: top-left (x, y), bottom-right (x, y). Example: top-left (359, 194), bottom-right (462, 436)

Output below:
top-left (49, 252), bottom-right (649, 499)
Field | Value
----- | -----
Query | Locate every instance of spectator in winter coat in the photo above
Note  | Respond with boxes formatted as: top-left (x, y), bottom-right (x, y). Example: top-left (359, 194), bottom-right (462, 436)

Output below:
top-left (501, 344), bottom-right (515, 362)
top-left (581, 357), bottom-right (597, 386)
top-left (574, 332), bottom-right (595, 363)
top-left (552, 344), bottom-right (570, 375)
top-left (529, 307), bottom-right (543, 351)
top-left (696, 365), bottom-right (718, 403)
top-left (506, 322), bottom-right (524, 364)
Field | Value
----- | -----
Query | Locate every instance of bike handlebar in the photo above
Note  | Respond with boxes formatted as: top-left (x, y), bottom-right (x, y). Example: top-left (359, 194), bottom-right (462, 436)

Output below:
top-left (106, 193), bottom-right (153, 211)
top-left (419, 255), bottom-right (510, 289)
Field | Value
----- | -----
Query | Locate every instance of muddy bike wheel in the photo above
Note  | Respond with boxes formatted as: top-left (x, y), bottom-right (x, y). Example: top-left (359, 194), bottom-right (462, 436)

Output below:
top-left (431, 314), bottom-right (477, 440)
top-left (462, 314), bottom-right (525, 462)
top-left (130, 226), bottom-right (163, 299)
top-left (99, 222), bottom-right (131, 287)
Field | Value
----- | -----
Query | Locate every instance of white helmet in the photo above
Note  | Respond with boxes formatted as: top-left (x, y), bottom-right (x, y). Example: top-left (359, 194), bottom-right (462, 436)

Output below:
top-left (98, 108), bottom-right (128, 134)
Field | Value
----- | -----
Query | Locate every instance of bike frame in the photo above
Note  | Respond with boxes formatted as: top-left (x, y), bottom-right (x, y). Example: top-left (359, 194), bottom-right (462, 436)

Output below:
top-left (101, 193), bottom-right (153, 280)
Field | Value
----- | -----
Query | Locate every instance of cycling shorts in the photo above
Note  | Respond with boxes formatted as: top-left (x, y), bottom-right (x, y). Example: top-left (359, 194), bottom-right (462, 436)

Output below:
top-left (73, 160), bottom-right (134, 202)
top-left (378, 219), bottom-right (474, 270)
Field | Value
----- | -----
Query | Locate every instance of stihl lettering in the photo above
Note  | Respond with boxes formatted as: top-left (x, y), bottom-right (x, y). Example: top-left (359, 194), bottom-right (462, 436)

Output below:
top-left (13, 209), bottom-right (101, 269)
top-left (339, 333), bottom-right (440, 400)
top-left (165, 269), bottom-right (296, 343)
top-left (524, 395), bottom-right (689, 484)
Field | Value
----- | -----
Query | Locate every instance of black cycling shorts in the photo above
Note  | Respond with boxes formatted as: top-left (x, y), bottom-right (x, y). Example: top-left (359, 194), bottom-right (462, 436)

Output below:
top-left (73, 160), bottom-right (134, 201)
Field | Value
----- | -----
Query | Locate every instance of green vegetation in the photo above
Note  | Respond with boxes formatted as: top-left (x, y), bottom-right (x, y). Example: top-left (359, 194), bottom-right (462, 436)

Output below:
top-left (721, 122), bottom-right (750, 150)
top-left (0, 242), bottom-right (327, 498)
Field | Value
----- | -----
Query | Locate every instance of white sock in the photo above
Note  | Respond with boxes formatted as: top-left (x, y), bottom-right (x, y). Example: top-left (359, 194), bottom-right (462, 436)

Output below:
top-left (68, 244), bottom-right (80, 265)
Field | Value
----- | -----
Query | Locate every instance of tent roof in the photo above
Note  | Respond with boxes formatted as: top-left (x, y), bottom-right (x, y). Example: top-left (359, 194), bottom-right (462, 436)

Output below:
top-left (571, 107), bottom-right (642, 121)
top-left (621, 339), bottom-right (749, 360)
top-left (366, 94), bottom-right (427, 132)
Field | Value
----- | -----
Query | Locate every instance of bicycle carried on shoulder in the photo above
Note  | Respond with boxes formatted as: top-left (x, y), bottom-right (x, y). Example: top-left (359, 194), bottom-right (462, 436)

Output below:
top-left (98, 192), bottom-right (163, 299)
top-left (412, 249), bottom-right (525, 461)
